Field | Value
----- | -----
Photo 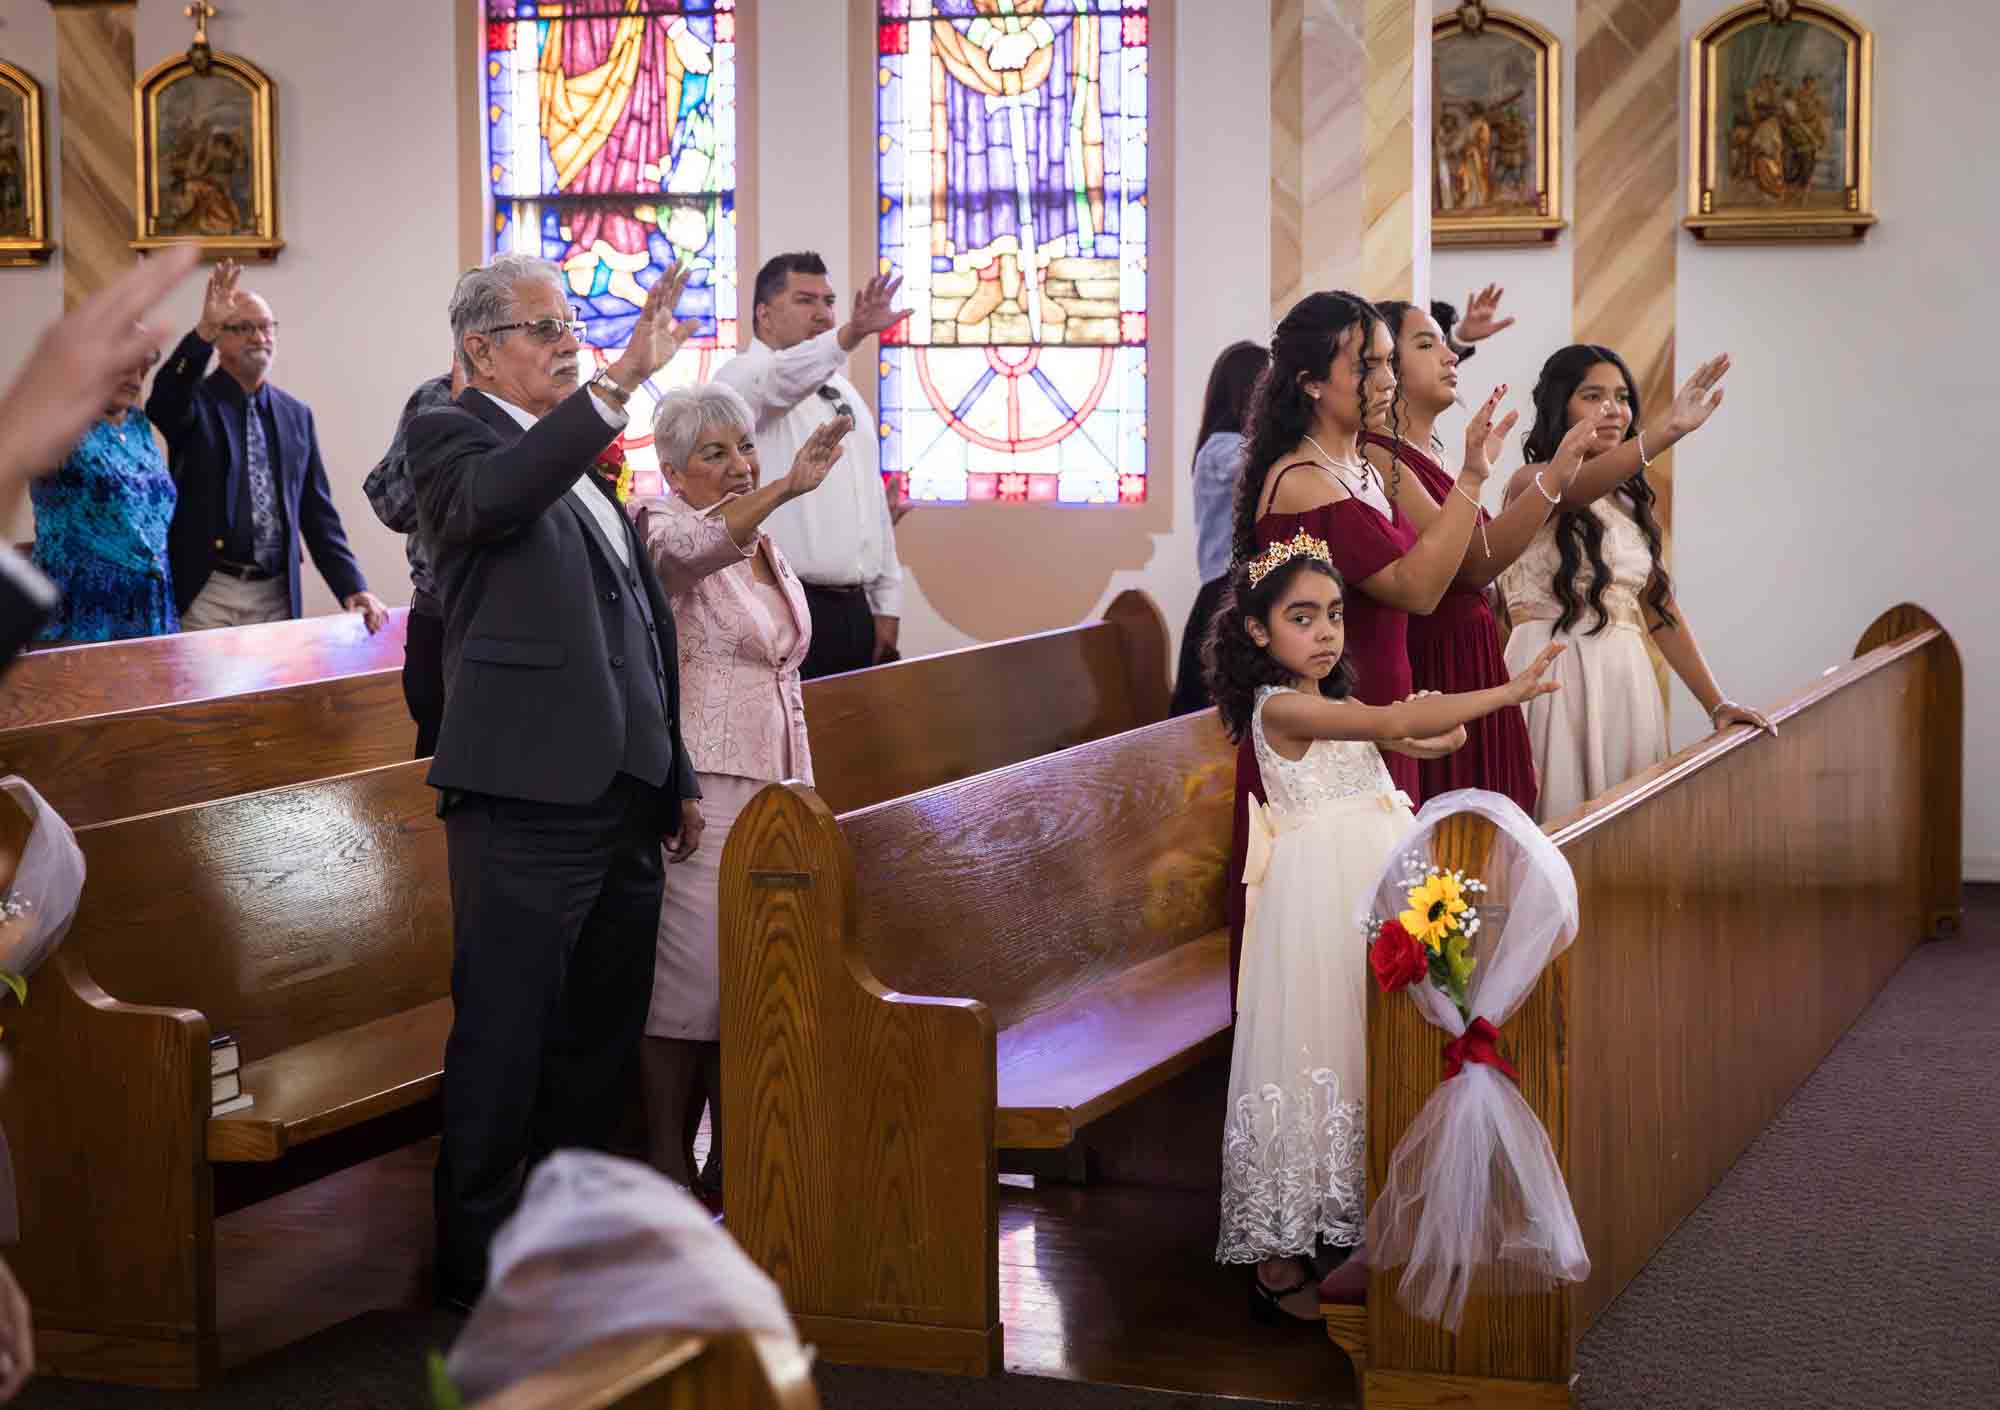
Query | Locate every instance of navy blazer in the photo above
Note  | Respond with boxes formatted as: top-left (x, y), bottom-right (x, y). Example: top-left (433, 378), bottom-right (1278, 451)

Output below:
top-left (407, 386), bottom-right (698, 814)
top-left (147, 331), bottom-right (368, 617)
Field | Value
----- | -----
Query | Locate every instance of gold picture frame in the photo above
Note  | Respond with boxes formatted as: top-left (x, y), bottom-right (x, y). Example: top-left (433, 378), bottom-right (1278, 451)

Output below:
top-left (1431, 6), bottom-right (1564, 247)
top-left (0, 60), bottom-right (55, 266)
top-left (132, 46), bottom-right (283, 260)
top-left (1686, 1), bottom-right (1875, 243)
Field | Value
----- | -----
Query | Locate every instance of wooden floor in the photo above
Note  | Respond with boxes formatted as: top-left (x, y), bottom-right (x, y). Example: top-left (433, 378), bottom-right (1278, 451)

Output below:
top-left (209, 1136), bottom-right (1350, 1405)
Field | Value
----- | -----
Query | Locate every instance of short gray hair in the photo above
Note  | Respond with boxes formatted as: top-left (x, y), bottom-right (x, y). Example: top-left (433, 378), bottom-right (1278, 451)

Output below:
top-left (450, 254), bottom-right (563, 374)
top-left (651, 383), bottom-right (755, 473)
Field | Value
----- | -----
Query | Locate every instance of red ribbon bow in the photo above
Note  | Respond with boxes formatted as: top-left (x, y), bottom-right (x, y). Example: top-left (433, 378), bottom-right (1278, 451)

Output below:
top-left (1441, 1017), bottom-right (1519, 1082)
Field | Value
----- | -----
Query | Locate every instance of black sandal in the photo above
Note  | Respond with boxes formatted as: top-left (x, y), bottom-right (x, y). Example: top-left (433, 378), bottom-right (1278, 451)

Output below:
top-left (1247, 1257), bottom-right (1320, 1325)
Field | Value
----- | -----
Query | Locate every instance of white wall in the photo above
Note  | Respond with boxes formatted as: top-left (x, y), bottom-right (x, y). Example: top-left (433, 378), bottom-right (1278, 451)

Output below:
top-left (1674, 0), bottom-right (2000, 876)
top-left (0, 3), bottom-right (63, 545)
top-left (127, 0), bottom-right (464, 615)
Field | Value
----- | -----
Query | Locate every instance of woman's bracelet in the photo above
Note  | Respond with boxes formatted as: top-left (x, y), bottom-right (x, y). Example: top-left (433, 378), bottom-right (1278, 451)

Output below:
top-left (1636, 428), bottom-right (1654, 469)
top-left (1532, 471), bottom-right (1561, 505)
top-left (1707, 698), bottom-right (1737, 723)
top-left (1454, 479), bottom-right (1491, 558)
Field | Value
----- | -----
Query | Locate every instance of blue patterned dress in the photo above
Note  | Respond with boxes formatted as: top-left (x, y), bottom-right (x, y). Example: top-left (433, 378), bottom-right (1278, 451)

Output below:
top-left (31, 412), bottom-right (179, 642)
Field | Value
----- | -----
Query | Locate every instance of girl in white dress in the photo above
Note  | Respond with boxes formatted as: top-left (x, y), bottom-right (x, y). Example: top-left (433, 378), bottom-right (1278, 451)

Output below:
top-left (1203, 533), bottom-right (1564, 1324)
top-left (1498, 345), bottom-right (1771, 825)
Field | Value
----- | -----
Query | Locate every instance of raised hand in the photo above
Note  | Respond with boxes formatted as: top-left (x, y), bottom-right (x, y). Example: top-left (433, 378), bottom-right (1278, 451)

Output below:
top-left (1460, 384), bottom-right (1517, 481)
top-left (1507, 641), bottom-right (1566, 704)
top-left (785, 414), bottom-right (853, 499)
top-left (1552, 401), bottom-right (1619, 486)
top-left (196, 258), bottom-right (245, 341)
top-left (0, 245), bottom-right (200, 486)
top-left (1456, 284), bottom-right (1516, 344)
top-left (607, 261), bottom-right (698, 391)
top-left (1663, 352), bottom-right (1731, 440)
top-left (845, 273), bottom-right (909, 343)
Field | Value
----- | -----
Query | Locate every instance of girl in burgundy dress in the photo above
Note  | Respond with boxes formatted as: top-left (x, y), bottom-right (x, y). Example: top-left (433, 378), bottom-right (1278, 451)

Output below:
top-left (1221, 292), bottom-right (1511, 1005)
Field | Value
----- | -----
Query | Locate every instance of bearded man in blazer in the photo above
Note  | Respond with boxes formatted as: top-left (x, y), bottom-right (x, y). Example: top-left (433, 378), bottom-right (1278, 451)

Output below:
top-left (408, 254), bottom-right (705, 1310)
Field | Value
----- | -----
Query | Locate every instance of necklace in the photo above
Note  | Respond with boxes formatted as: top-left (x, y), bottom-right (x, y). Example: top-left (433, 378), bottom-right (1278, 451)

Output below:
top-left (1301, 433), bottom-right (1380, 499)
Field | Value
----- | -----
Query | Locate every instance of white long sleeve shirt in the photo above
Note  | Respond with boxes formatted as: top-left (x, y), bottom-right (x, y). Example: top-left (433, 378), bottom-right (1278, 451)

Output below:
top-left (713, 331), bottom-right (903, 617)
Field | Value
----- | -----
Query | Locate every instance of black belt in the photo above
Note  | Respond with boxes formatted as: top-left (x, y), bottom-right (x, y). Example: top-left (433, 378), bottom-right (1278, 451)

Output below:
top-left (802, 582), bottom-right (866, 597)
top-left (211, 559), bottom-right (274, 582)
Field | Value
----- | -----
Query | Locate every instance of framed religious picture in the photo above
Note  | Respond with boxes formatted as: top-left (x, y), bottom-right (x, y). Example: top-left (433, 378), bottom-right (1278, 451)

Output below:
top-left (0, 60), bottom-right (55, 265)
top-left (131, 15), bottom-right (282, 260)
top-left (1431, 4), bottom-right (1564, 247)
top-left (1686, 1), bottom-right (1875, 242)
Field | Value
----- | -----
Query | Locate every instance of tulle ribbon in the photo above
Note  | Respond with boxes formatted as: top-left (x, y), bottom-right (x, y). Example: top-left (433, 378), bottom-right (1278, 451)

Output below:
top-left (1363, 789), bottom-right (1590, 1330)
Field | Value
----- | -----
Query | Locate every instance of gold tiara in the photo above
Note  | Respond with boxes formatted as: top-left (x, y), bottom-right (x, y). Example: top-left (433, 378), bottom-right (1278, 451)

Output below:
top-left (1246, 529), bottom-right (1333, 587)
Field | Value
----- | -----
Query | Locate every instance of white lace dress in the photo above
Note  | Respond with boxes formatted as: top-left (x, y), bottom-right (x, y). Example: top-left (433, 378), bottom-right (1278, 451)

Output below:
top-left (1216, 686), bottom-right (1416, 1264)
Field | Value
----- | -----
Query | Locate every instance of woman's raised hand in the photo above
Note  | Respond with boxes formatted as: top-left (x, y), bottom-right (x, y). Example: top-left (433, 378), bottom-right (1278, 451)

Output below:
top-left (1664, 353), bottom-right (1731, 440)
top-left (784, 414), bottom-right (852, 499)
top-left (1461, 384), bottom-right (1518, 482)
top-left (1506, 641), bottom-right (1566, 705)
top-left (1551, 401), bottom-right (1618, 487)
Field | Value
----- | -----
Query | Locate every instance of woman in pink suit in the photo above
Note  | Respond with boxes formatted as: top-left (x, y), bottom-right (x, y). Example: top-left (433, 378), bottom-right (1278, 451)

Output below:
top-left (629, 383), bottom-right (852, 1198)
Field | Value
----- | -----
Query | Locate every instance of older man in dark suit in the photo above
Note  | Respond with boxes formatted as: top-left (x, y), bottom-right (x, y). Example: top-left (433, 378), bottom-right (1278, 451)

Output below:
top-left (408, 253), bottom-right (704, 1311)
top-left (148, 260), bottom-right (386, 632)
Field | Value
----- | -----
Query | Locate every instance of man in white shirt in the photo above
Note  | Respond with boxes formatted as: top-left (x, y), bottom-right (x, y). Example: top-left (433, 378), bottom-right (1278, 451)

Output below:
top-left (715, 253), bottom-right (908, 678)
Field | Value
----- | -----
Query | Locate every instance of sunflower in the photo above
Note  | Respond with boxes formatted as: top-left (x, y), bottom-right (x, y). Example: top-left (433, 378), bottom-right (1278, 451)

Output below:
top-left (1399, 871), bottom-right (1470, 950)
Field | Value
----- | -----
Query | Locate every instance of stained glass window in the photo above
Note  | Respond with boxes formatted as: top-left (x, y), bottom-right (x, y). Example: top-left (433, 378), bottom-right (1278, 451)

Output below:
top-left (877, 1), bottom-right (1150, 506)
top-left (485, 0), bottom-right (739, 493)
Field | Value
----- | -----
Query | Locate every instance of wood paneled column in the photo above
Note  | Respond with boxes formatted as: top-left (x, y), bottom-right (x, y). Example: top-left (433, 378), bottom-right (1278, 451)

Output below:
top-left (1574, 0), bottom-right (1680, 550)
top-left (1360, 0), bottom-right (1429, 303)
top-left (47, 1), bottom-right (137, 310)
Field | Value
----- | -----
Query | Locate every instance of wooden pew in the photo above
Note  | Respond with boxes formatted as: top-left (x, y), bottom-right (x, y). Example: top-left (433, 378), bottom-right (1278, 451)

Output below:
top-left (1346, 603), bottom-right (1962, 1408)
top-left (464, 1331), bottom-right (819, 1410)
top-left (0, 589), bottom-right (1166, 828)
top-left (0, 590), bottom-right (1171, 1388)
top-left (0, 610), bottom-right (414, 827)
top-left (718, 710), bottom-right (1240, 1375)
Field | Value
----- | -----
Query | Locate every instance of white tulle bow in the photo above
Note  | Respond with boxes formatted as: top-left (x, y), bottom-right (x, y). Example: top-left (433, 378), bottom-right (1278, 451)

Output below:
top-left (1362, 788), bottom-right (1590, 1329)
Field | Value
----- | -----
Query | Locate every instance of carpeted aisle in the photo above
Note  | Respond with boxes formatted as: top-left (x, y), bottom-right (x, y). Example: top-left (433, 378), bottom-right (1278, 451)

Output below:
top-left (1574, 896), bottom-right (2000, 1409)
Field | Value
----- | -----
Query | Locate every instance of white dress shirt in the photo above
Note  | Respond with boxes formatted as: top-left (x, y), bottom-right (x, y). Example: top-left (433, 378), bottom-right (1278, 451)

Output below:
top-left (481, 388), bottom-right (631, 571)
top-left (713, 332), bottom-right (903, 617)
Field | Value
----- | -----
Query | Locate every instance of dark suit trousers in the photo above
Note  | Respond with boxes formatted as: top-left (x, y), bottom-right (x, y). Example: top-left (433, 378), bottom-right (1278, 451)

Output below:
top-left (403, 606), bottom-right (445, 758)
top-left (798, 584), bottom-right (875, 680)
top-left (433, 773), bottom-right (664, 1296)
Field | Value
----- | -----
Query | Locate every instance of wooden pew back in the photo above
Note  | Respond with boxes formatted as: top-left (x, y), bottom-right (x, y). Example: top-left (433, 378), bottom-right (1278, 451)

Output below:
top-left (70, 760), bottom-right (447, 1065)
top-left (840, 707), bottom-right (1234, 1031)
top-left (0, 609), bottom-right (408, 731)
top-left (1363, 604), bottom-right (1963, 1406)
top-left (801, 588), bottom-right (1168, 815)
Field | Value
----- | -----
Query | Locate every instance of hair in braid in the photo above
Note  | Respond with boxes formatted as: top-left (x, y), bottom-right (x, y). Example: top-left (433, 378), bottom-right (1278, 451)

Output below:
top-left (1231, 292), bottom-right (1383, 566)
top-left (1519, 344), bottom-right (1676, 636)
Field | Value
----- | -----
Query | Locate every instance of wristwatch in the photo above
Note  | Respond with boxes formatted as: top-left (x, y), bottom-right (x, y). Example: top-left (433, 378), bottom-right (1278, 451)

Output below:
top-left (588, 370), bottom-right (632, 408)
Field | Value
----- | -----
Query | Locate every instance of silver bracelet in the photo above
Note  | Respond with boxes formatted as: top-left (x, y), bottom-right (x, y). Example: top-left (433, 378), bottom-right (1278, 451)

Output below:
top-left (1636, 428), bottom-right (1654, 469)
top-left (1532, 471), bottom-right (1561, 505)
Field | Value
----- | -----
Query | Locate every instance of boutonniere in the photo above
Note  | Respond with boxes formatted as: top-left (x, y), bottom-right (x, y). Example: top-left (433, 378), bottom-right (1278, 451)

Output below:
top-left (593, 441), bottom-right (634, 506)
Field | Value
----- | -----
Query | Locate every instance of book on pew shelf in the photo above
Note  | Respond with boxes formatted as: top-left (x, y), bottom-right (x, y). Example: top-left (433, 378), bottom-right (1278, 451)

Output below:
top-left (211, 1092), bottom-right (255, 1117)
top-left (212, 1071), bottom-right (241, 1105)
top-left (211, 1034), bottom-right (240, 1078)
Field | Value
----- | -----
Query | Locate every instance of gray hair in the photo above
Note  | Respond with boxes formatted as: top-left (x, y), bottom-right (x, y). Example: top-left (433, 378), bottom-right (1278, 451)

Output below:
top-left (651, 383), bottom-right (756, 474)
top-left (450, 254), bottom-right (564, 374)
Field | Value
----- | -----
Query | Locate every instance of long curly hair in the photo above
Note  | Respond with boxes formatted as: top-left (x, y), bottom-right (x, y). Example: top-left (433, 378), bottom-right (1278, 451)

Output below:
top-left (1231, 292), bottom-right (1383, 565)
top-left (1202, 555), bottom-right (1358, 742)
top-left (1371, 299), bottom-right (1448, 461)
top-left (1519, 344), bottom-right (1675, 636)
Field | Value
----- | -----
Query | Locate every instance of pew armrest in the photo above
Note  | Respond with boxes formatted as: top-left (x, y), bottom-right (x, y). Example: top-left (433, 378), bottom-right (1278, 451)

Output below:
top-left (466, 1331), bottom-right (818, 1410)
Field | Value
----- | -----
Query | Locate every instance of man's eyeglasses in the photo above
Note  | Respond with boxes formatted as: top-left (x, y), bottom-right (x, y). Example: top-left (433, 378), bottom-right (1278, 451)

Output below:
top-left (484, 316), bottom-right (586, 346)
top-left (221, 320), bottom-right (279, 338)
top-left (816, 383), bottom-right (855, 421)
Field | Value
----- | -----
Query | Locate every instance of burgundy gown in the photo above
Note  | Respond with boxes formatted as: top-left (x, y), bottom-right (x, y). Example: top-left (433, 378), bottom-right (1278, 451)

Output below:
top-left (1226, 468), bottom-right (1422, 997)
top-left (1364, 432), bottom-right (1538, 815)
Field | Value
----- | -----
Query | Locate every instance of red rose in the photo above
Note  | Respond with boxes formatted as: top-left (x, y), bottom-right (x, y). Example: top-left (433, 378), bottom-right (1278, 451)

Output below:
top-left (1370, 919), bottom-right (1428, 993)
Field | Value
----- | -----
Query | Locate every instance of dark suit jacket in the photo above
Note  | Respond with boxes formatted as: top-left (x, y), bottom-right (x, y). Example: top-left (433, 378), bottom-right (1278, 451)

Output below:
top-left (406, 386), bottom-right (698, 812)
top-left (147, 331), bottom-right (369, 617)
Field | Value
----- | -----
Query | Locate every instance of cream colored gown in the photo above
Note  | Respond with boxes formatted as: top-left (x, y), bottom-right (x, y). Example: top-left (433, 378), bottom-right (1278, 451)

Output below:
top-left (1498, 496), bottom-right (1670, 826)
